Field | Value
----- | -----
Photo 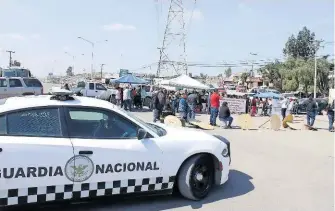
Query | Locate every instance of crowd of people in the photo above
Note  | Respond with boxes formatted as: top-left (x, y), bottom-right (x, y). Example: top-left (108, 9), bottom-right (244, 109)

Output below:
top-left (65, 83), bottom-right (334, 132)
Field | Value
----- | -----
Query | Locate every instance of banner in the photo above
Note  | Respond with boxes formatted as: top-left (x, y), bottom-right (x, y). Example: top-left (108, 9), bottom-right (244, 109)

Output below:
top-left (220, 98), bottom-right (246, 114)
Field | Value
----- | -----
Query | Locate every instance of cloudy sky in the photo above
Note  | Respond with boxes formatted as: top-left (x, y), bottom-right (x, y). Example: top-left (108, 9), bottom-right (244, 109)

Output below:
top-left (0, 0), bottom-right (334, 77)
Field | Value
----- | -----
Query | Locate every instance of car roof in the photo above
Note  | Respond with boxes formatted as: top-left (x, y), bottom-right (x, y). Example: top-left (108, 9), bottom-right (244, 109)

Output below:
top-left (0, 95), bottom-right (122, 114)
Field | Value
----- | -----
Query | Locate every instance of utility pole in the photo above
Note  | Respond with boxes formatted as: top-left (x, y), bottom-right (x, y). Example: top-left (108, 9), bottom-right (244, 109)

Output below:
top-left (100, 64), bottom-right (105, 79)
top-left (313, 40), bottom-right (324, 98)
top-left (157, 0), bottom-right (189, 77)
top-left (6, 50), bottom-right (15, 67)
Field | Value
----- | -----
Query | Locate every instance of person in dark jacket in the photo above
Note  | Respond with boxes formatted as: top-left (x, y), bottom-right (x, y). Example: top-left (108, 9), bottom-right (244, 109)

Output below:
top-left (187, 90), bottom-right (198, 120)
top-left (64, 83), bottom-right (70, 90)
top-left (152, 90), bottom-right (166, 122)
top-left (326, 100), bottom-right (335, 132)
top-left (219, 101), bottom-right (233, 128)
top-left (306, 96), bottom-right (317, 127)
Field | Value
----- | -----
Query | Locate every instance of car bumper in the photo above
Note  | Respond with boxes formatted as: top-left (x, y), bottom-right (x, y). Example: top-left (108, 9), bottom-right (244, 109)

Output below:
top-left (212, 135), bottom-right (231, 185)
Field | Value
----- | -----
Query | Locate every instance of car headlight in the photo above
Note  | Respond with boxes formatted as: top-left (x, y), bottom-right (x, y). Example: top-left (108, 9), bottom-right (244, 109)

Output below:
top-left (222, 148), bottom-right (229, 157)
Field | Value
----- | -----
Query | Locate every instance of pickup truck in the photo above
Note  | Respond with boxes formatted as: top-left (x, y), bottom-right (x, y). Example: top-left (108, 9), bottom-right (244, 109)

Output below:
top-left (0, 77), bottom-right (43, 99)
top-left (73, 82), bottom-right (118, 100)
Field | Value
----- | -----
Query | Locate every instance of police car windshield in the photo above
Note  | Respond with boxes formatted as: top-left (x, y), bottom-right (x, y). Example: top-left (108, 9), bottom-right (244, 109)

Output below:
top-left (123, 111), bottom-right (165, 136)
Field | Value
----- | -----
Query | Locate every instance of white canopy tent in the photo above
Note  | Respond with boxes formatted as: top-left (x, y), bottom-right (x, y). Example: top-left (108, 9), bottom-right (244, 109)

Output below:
top-left (160, 75), bottom-right (209, 90)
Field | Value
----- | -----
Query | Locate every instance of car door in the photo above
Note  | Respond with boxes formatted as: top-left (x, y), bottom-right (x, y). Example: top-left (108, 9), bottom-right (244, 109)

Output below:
top-left (86, 83), bottom-right (96, 97)
top-left (7, 79), bottom-right (23, 97)
top-left (95, 83), bottom-right (107, 97)
top-left (0, 78), bottom-right (8, 99)
top-left (63, 106), bottom-right (167, 199)
top-left (0, 107), bottom-right (75, 207)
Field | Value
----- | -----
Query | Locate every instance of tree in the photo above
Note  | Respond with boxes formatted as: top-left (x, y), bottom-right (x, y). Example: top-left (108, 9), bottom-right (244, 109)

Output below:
top-left (12, 60), bottom-right (21, 67)
top-left (257, 60), bottom-right (284, 91)
top-left (316, 58), bottom-right (333, 95)
top-left (224, 67), bottom-right (232, 78)
top-left (66, 66), bottom-right (73, 76)
top-left (283, 26), bottom-right (319, 60)
top-left (240, 72), bottom-right (248, 85)
top-left (295, 59), bottom-right (314, 94)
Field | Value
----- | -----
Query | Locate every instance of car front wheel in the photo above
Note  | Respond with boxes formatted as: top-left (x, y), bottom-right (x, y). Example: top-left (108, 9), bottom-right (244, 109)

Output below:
top-left (177, 154), bottom-right (214, 200)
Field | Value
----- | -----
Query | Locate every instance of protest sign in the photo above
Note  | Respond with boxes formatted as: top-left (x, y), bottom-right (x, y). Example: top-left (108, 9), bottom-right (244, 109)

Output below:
top-left (220, 98), bottom-right (246, 114)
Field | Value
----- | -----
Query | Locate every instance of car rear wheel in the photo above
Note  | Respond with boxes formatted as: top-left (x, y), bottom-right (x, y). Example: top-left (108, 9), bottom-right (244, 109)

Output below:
top-left (177, 154), bottom-right (214, 200)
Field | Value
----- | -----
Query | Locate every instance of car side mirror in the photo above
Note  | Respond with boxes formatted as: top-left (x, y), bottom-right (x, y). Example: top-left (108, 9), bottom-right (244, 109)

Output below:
top-left (137, 128), bottom-right (148, 140)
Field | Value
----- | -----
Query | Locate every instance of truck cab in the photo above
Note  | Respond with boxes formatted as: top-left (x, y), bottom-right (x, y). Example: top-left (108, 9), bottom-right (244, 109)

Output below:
top-left (77, 81), bottom-right (107, 97)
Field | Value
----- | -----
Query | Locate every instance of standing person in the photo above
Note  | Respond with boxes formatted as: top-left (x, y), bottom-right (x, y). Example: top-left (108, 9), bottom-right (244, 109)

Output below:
top-left (287, 99), bottom-right (294, 114)
top-left (209, 89), bottom-right (220, 126)
top-left (178, 94), bottom-right (188, 121)
top-left (306, 96), bottom-right (317, 127)
top-left (64, 83), bottom-right (70, 90)
top-left (141, 86), bottom-right (147, 109)
top-left (152, 89), bottom-right (166, 122)
top-left (280, 97), bottom-right (289, 120)
top-left (123, 86), bottom-right (131, 111)
top-left (115, 87), bottom-right (121, 106)
top-left (326, 100), bottom-right (335, 132)
top-left (219, 102), bottom-right (234, 129)
top-left (120, 87), bottom-right (124, 108)
top-left (245, 95), bottom-right (249, 114)
top-left (251, 97), bottom-right (257, 116)
top-left (187, 90), bottom-right (198, 120)
top-left (207, 90), bottom-right (212, 114)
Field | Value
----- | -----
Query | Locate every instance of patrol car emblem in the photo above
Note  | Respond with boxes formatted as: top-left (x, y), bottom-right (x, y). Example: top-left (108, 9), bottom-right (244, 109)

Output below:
top-left (65, 155), bottom-right (94, 182)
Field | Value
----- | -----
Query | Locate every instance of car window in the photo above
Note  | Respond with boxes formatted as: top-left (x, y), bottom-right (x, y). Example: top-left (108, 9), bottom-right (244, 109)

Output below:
top-left (89, 83), bottom-right (94, 90)
top-left (66, 108), bottom-right (139, 139)
top-left (23, 78), bottom-right (42, 87)
top-left (69, 110), bottom-right (108, 121)
top-left (7, 108), bottom-right (62, 137)
top-left (9, 79), bottom-right (23, 87)
top-left (0, 79), bottom-right (7, 87)
top-left (96, 83), bottom-right (107, 90)
top-left (0, 115), bottom-right (6, 135)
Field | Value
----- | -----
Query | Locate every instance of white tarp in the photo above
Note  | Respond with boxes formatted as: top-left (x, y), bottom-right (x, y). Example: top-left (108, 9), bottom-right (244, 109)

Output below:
top-left (160, 75), bottom-right (209, 90)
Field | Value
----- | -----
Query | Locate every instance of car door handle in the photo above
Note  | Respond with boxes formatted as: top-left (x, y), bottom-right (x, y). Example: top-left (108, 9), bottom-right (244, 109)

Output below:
top-left (0, 148), bottom-right (2, 152)
top-left (79, 150), bottom-right (93, 155)
top-left (95, 91), bottom-right (98, 92)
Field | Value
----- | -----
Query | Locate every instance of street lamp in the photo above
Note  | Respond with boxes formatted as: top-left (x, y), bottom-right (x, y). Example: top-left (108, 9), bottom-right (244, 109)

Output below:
top-left (64, 51), bottom-right (75, 74)
top-left (249, 52), bottom-right (258, 77)
top-left (77, 36), bottom-right (108, 79)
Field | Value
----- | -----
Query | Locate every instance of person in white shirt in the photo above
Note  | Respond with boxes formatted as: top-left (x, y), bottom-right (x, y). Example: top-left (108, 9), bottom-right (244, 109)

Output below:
top-left (280, 97), bottom-right (289, 120)
top-left (123, 86), bottom-right (131, 111)
top-left (287, 99), bottom-right (294, 114)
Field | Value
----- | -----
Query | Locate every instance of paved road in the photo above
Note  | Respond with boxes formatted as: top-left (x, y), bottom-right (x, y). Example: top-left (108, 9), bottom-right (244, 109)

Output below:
top-left (20, 110), bottom-right (334, 211)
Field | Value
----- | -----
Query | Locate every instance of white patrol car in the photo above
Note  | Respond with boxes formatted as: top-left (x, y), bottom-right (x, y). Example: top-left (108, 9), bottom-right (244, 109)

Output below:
top-left (0, 89), bottom-right (230, 207)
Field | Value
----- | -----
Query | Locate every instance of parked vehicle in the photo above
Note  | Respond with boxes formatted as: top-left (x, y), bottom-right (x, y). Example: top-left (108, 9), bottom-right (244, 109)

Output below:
top-left (0, 89), bottom-right (231, 207)
top-left (72, 81), bottom-right (109, 98)
top-left (0, 77), bottom-right (43, 99)
top-left (294, 98), bottom-right (328, 114)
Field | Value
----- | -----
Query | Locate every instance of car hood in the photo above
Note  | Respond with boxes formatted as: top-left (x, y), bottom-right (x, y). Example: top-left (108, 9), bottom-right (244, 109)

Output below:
top-left (151, 122), bottom-right (225, 146)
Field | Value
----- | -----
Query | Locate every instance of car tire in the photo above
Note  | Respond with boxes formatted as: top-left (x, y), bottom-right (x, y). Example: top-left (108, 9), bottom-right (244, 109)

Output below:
top-left (177, 154), bottom-right (214, 201)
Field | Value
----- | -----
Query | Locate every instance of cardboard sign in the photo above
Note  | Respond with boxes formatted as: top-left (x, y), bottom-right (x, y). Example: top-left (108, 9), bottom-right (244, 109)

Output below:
top-left (220, 98), bottom-right (246, 114)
